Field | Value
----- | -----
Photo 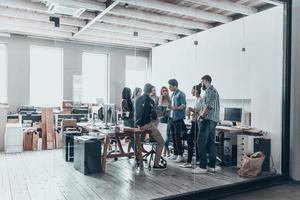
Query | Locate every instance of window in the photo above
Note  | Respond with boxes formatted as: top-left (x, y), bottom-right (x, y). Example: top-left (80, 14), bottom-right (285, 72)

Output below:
top-left (0, 43), bottom-right (7, 103)
top-left (82, 52), bottom-right (108, 103)
top-left (125, 56), bottom-right (148, 90)
top-left (30, 45), bottom-right (63, 107)
top-left (73, 75), bottom-right (82, 103)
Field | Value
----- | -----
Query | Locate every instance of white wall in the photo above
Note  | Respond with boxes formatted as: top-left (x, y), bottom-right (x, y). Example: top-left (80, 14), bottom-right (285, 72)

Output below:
top-left (0, 35), bottom-right (150, 112)
top-left (290, 0), bottom-right (300, 181)
top-left (152, 6), bottom-right (284, 172)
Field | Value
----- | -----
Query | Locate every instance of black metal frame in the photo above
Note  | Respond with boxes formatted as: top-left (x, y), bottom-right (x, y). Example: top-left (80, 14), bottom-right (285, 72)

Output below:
top-left (156, 0), bottom-right (292, 199)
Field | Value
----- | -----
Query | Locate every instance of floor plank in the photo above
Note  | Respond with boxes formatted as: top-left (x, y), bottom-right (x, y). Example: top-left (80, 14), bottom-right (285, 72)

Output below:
top-left (0, 150), bottom-right (277, 200)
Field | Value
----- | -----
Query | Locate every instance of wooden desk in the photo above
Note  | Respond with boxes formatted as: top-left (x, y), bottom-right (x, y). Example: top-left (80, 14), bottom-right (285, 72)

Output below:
top-left (85, 127), bottom-right (147, 172)
top-left (215, 126), bottom-right (263, 166)
top-left (102, 128), bottom-right (147, 172)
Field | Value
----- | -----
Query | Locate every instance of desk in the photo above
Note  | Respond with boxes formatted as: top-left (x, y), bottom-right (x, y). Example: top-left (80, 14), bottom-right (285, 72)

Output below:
top-left (215, 126), bottom-right (263, 166)
top-left (215, 126), bottom-right (242, 166)
top-left (79, 124), bottom-right (147, 172)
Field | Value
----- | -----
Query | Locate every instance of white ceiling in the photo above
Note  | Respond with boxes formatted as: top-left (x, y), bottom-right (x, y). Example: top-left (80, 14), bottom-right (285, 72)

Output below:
top-left (0, 0), bottom-right (281, 49)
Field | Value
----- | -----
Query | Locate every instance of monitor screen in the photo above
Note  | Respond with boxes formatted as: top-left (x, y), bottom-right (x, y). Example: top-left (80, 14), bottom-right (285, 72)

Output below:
top-left (224, 108), bottom-right (242, 122)
top-left (103, 104), bottom-right (117, 124)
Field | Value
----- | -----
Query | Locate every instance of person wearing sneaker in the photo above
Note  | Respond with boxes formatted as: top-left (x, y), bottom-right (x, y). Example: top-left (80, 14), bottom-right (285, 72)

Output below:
top-left (193, 75), bottom-right (220, 174)
top-left (135, 83), bottom-right (167, 171)
top-left (181, 84), bottom-right (203, 168)
top-left (168, 79), bottom-right (186, 163)
top-left (158, 86), bottom-right (172, 158)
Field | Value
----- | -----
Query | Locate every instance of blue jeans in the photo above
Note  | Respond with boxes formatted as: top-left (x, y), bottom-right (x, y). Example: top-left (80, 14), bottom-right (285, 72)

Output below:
top-left (160, 117), bottom-right (171, 151)
top-left (197, 119), bottom-right (217, 169)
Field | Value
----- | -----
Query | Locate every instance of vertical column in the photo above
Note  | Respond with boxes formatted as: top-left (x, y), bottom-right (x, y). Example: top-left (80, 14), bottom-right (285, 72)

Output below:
top-left (290, 0), bottom-right (300, 181)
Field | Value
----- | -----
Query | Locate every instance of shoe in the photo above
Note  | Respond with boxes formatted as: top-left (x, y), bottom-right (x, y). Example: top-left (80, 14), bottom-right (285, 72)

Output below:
top-left (192, 167), bottom-right (207, 174)
top-left (153, 164), bottom-right (167, 171)
top-left (169, 155), bottom-right (178, 160)
top-left (175, 156), bottom-right (184, 163)
top-left (180, 163), bottom-right (192, 168)
top-left (207, 166), bottom-right (222, 173)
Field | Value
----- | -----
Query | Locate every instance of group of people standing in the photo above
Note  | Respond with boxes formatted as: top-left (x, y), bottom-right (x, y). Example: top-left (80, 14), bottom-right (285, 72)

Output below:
top-left (121, 75), bottom-right (220, 173)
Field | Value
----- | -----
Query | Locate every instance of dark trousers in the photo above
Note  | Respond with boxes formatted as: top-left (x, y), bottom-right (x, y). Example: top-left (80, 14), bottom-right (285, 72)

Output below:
top-left (197, 119), bottom-right (217, 169)
top-left (187, 121), bottom-right (199, 163)
top-left (169, 118), bottom-right (184, 156)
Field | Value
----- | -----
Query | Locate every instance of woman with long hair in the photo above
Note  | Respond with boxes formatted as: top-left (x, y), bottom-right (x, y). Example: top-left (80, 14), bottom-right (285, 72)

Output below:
top-left (180, 84), bottom-right (203, 168)
top-left (121, 87), bottom-right (134, 128)
top-left (159, 86), bottom-right (172, 157)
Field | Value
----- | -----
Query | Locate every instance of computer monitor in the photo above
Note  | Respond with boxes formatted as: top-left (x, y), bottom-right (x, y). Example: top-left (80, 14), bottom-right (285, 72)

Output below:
top-left (103, 104), bottom-right (117, 125)
top-left (224, 108), bottom-right (242, 122)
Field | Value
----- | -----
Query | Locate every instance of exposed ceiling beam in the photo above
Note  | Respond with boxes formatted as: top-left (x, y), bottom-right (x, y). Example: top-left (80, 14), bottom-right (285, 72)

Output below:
top-left (0, 16), bottom-right (77, 33)
top-left (0, 6), bottom-right (177, 41)
top-left (84, 29), bottom-right (167, 45)
top-left (0, 6), bottom-right (85, 27)
top-left (118, 0), bottom-right (232, 23)
top-left (73, 0), bottom-right (120, 37)
top-left (110, 7), bottom-right (211, 30)
top-left (98, 15), bottom-right (195, 35)
top-left (91, 23), bottom-right (179, 41)
top-left (0, 23), bottom-right (71, 38)
top-left (186, 0), bottom-right (257, 15)
top-left (40, 0), bottom-right (211, 30)
top-left (259, 0), bottom-right (282, 6)
top-left (1, 0), bottom-right (194, 36)
top-left (0, 20), bottom-right (153, 49)
top-left (75, 34), bottom-right (154, 49)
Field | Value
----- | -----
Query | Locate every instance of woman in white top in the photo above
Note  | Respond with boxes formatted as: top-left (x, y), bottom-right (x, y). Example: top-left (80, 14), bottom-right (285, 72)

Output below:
top-left (180, 84), bottom-right (203, 168)
top-left (158, 86), bottom-right (171, 157)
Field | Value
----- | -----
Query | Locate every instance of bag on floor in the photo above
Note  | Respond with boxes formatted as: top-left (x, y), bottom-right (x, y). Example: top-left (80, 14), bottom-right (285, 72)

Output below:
top-left (238, 151), bottom-right (265, 178)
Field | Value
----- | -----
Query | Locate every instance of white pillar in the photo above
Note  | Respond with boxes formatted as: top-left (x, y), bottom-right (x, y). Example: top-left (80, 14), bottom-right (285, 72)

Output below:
top-left (290, 0), bottom-right (300, 181)
top-left (0, 105), bottom-right (8, 151)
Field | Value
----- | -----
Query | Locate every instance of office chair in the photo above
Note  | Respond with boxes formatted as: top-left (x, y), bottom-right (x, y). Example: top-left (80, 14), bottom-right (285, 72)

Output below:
top-left (142, 138), bottom-right (167, 171)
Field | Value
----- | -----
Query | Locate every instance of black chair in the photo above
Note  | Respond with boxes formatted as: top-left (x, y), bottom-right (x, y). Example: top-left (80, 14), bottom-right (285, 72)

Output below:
top-left (142, 138), bottom-right (167, 171)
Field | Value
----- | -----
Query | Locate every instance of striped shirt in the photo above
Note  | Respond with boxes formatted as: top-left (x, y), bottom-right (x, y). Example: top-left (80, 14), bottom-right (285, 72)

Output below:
top-left (203, 85), bottom-right (220, 123)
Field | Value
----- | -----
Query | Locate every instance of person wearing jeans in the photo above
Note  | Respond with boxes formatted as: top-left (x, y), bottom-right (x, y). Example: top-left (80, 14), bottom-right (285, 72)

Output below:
top-left (168, 79), bottom-right (187, 163)
top-left (180, 84), bottom-right (203, 168)
top-left (193, 75), bottom-right (220, 174)
top-left (135, 83), bottom-right (166, 170)
top-left (158, 86), bottom-right (172, 157)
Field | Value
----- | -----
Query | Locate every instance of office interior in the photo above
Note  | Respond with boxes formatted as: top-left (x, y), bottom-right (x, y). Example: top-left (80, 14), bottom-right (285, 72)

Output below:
top-left (0, 0), bottom-right (288, 200)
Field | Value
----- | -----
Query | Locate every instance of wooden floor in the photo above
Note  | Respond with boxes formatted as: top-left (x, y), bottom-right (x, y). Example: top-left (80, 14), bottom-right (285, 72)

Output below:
top-left (0, 150), bottom-right (275, 200)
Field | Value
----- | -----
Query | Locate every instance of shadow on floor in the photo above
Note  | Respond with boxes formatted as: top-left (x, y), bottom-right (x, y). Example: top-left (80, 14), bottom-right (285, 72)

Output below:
top-left (218, 181), bottom-right (300, 200)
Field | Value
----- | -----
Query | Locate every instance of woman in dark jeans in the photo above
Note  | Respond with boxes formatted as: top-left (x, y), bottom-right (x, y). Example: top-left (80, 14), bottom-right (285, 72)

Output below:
top-left (121, 87), bottom-right (134, 128)
top-left (180, 84), bottom-right (203, 168)
top-left (158, 86), bottom-right (171, 157)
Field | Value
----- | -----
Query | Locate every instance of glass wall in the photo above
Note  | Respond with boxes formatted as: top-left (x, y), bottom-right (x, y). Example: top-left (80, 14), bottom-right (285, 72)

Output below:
top-left (0, 0), bottom-right (288, 200)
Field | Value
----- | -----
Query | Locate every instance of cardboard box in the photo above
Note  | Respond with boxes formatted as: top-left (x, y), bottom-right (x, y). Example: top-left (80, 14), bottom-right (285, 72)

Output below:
top-left (23, 130), bottom-right (33, 151)
top-left (55, 131), bottom-right (62, 148)
top-left (32, 131), bottom-right (39, 150)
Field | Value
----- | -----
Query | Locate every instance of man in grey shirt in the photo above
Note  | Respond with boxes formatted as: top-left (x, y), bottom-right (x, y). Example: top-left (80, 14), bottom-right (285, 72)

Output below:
top-left (193, 75), bottom-right (220, 174)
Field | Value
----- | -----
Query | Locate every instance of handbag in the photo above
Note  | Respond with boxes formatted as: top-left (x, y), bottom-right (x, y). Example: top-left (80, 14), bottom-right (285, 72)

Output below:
top-left (238, 151), bottom-right (265, 178)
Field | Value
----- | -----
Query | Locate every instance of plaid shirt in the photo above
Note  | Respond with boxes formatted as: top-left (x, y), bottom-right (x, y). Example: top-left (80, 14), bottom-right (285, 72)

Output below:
top-left (203, 85), bottom-right (220, 123)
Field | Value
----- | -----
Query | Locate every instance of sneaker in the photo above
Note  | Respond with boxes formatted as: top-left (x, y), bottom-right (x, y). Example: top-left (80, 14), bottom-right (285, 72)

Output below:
top-left (207, 166), bottom-right (222, 173)
top-left (180, 163), bottom-right (192, 168)
top-left (175, 156), bottom-right (184, 163)
top-left (153, 164), bottom-right (167, 171)
top-left (192, 167), bottom-right (207, 174)
top-left (169, 155), bottom-right (178, 160)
